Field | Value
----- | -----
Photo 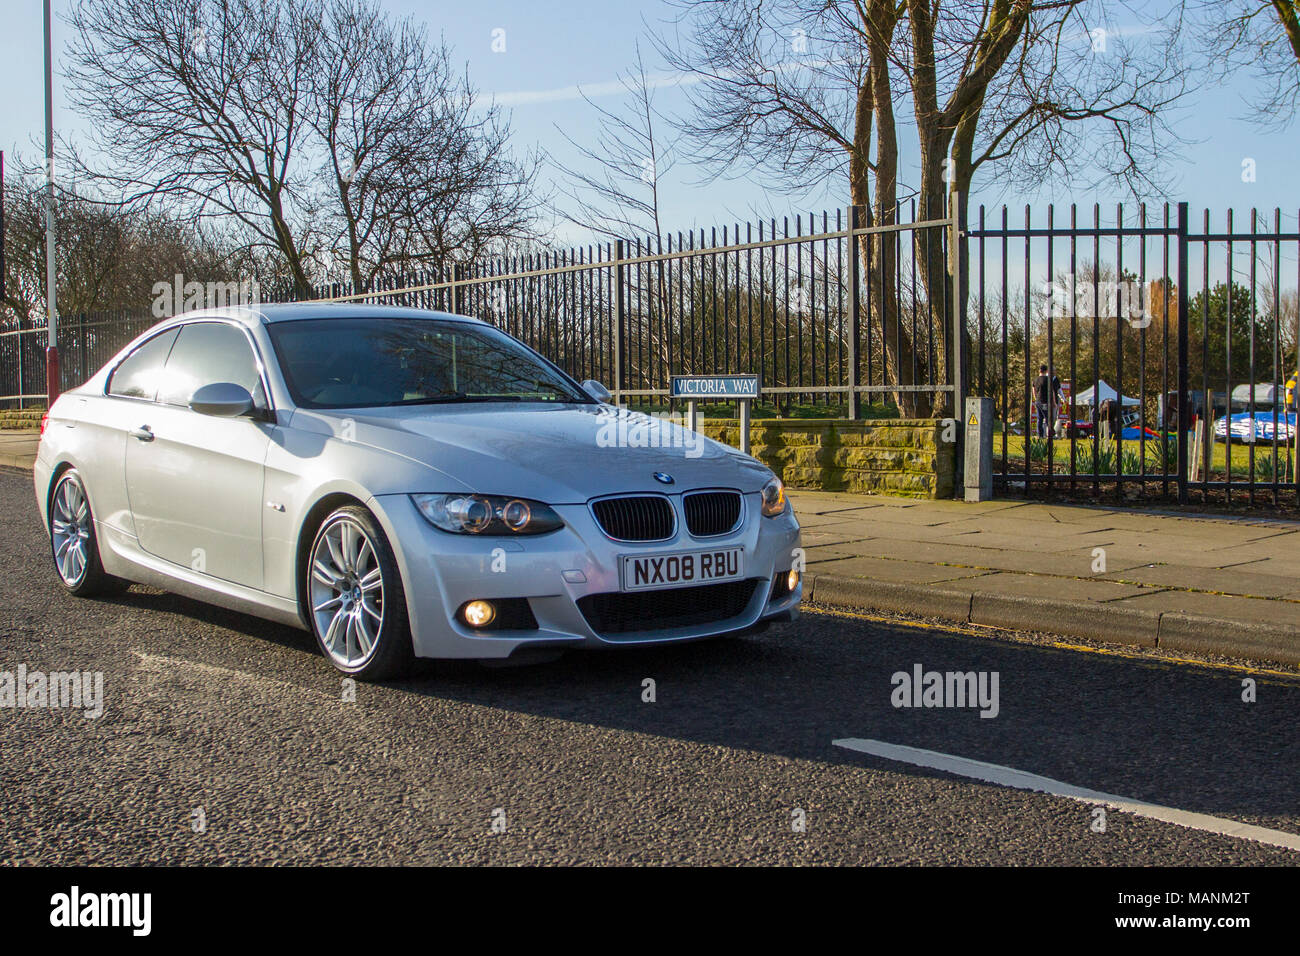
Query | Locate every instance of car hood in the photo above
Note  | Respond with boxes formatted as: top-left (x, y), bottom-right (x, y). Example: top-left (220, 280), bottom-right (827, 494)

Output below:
top-left (293, 402), bottom-right (772, 502)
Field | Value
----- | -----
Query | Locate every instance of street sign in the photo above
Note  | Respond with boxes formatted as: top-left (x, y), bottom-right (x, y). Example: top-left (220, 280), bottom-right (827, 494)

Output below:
top-left (671, 374), bottom-right (760, 455)
top-left (669, 374), bottom-right (760, 400)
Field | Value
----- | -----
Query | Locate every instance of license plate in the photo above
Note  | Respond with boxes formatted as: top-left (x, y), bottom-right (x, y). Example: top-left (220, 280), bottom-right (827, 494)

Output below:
top-left (621, 547), bottom-right (744, 592)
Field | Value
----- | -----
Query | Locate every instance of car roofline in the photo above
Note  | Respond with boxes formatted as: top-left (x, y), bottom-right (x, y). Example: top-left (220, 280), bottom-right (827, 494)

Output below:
top-left (143, 302), bottom-right (489, 330)
top-left (246, 303), bottom-right (489, 326)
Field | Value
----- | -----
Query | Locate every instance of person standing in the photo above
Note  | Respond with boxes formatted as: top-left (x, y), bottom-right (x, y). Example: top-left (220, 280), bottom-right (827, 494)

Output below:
top-left (1033, 365), bottom-right (1061, 438)
top-left (1098, 396), bottom-right (1122, 443)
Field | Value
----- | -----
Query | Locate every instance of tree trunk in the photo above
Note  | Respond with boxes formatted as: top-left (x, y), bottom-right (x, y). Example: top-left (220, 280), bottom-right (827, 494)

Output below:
top-left (267, 189), bottom-right (312, 297)
top-left (911, 141), bottom-right (951, 420)
top-left (856, 8), bottom-right (929, 419)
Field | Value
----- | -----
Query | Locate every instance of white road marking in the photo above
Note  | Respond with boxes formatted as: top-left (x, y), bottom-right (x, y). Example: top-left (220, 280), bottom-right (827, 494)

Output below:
top-left (833, 737), bottom-right (1300, 852)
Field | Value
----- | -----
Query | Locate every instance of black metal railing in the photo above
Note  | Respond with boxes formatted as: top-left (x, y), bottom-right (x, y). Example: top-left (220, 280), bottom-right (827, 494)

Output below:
top-left (257, 202), bottom-right (958, 418)
top-left (0, 308), bottom-right (161, 406)
top-left (2, 204), bottom-right (959, 417)
top-left (968, 202), bottom-right (1299, 506)
top-left (4, 199), bottom-right (1297, 507)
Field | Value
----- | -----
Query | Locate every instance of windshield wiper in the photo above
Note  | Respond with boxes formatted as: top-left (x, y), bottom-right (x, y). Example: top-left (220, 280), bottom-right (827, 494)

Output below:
top-left (393, 393), bottom-right (577, 406)
top-left (392, 393), bottom-right (471, 406)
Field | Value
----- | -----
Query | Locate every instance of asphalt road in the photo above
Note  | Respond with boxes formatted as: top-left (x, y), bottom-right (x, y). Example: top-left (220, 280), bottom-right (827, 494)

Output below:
top-left (3, 469), bottom-right (1299, 865)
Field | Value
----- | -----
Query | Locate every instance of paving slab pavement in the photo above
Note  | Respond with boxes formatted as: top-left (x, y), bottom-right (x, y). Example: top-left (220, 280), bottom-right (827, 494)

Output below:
top-left (791, 490), bottom-right (1300, 665)
top-left (0, 430), bottom-right (39, 471)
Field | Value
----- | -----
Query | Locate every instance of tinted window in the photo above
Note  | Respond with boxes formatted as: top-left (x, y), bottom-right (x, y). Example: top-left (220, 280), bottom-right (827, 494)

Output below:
top-left (266, 317), bottom-right (590, 409)
top-left (157, 322), bottom-right (266, 408)
top-left (107, 328), bottom-right (180, 401)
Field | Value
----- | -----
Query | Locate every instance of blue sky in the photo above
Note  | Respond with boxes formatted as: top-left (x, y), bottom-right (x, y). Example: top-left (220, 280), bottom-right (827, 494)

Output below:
top-left (1, 0), bottom-right (1296, 245)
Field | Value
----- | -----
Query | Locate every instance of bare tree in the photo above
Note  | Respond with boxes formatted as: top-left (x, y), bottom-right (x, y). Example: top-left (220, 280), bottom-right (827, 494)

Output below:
top-left (657, 0), bottom-right (1188, 415)
top-left (66, 0), bottom-right (321, 291)
top-left (1, 156), bottom-right (237, 329)
top-left (310, 0), bottom-right (537, 289)
top-left (1200, 1), bottom-right (1300, 128)
top-left (550, 44), bottom-right (681, 240)
top-left (549, 44), bottom-right (683, 383)
top-left (1, 164), bottom-right (46, 330)
top-left (64, 0), bottom-right (537, 296)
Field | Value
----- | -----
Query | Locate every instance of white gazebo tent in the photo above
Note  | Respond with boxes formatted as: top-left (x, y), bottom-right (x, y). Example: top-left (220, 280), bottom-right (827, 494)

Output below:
top-left (1073, 380), bottom-right (1140, 408)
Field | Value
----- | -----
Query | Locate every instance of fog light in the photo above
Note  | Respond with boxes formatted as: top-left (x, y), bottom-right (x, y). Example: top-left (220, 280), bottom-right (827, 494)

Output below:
top-left (787, 569), bottom-right (800, 592)
top-left (463, 600), bottom-right (496, 628)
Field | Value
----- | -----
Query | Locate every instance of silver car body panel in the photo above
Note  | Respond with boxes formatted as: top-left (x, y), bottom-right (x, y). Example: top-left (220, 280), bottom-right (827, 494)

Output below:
top-left (35, 304), bottom-right (801, 660)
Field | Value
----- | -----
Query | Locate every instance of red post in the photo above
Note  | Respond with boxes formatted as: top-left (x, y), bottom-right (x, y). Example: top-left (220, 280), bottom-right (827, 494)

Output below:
top-left (46, 345), bottom-right (60, 406)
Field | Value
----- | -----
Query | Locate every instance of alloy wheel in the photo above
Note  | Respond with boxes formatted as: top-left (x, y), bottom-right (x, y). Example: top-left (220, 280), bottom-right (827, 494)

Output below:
top-left (309, 516), bottom-right (385, 668)
top-left (51, 474), bottom-right (92, 587)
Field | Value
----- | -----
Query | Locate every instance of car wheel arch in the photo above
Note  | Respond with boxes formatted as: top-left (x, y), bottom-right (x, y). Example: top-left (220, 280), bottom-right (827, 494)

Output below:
top-left (45, 461), bottom-right (79, 530)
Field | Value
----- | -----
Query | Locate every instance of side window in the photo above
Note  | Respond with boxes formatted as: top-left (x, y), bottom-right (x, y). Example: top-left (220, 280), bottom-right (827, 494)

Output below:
top-left (106, 328), bottom-right (180, 401)
top-left (157, 322), bottom-right (267, 409)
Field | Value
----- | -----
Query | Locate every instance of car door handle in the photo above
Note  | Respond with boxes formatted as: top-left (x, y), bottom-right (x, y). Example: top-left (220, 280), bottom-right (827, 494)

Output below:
top-left (129, 425), bottom-right (155, 442)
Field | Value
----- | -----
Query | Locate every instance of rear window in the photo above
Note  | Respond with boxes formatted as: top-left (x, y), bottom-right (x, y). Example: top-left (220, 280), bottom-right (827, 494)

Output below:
top-left (107, 329), bottom-right (180, 401)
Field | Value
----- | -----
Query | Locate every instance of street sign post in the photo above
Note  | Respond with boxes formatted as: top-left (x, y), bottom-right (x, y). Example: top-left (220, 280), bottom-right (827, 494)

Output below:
top-left (670, 374), bottom-right (760, 456)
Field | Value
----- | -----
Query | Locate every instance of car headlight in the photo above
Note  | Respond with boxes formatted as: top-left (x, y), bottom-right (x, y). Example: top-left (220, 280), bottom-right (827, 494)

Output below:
top-left (411, 494), bottom-right (564, 535)
top-left (760, 477), bottom-right (787, 517)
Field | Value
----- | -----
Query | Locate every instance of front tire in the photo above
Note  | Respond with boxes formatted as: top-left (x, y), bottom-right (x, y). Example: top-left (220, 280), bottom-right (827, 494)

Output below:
top-left (49, 468), bottom-right (127, 597)
top-left (307, 506), bottom-right (413, 680)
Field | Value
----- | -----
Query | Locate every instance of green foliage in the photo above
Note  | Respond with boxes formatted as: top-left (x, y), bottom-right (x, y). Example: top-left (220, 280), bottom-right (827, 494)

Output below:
top-left (1188, 281), bottom-right (1280, 387)
top-left (1235, 449), bottom-right (1294, 482)
top-left (628, 400), bottom-right (900, 420)
top-left (1120, 445), bottom-right (1146, 475)
top-left (1148, 437), bottom-right (1179, 473)
top-left (1027, 437), bottom-right (1053, 461)
top-left (1073, 439), bottom-right (1117, 475)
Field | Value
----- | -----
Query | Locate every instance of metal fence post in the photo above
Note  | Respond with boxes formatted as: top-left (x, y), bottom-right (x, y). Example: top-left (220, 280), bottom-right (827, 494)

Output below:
top-left (739, 399), bottom-right (751, 455)
top-left (1176, 201), bottom-right (1190, 504)
top-left (613, 239), bottom-right (625, 405)
top-left (79, 312), bottom-right (88, 383)
top-left (846, 205), bottom-right (861, 420)
top-left (949, 188), bottom-right (968, 498)
top-left (948, 188), bottom-right (967, 422)
top-left (15, 325), bottom-right (23, 410)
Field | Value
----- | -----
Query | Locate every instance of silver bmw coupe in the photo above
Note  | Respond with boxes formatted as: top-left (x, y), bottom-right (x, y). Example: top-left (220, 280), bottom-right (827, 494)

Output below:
top-left (35, 304), bottom-right (802, 679)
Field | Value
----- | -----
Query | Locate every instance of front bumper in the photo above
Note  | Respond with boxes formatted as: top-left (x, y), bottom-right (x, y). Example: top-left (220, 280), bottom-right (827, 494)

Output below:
top-left (369, 490), bottom-right (802, 660)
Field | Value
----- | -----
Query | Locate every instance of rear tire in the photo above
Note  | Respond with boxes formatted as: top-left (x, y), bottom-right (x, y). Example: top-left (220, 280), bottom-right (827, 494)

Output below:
top-left (48, 469), bottom-right (128, 597)
top-left (306, 505), bottom-right (414, 680)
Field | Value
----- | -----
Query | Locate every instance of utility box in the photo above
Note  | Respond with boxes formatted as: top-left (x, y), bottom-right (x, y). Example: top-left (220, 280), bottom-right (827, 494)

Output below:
top-left (964, 397), bottom-right (993, 502)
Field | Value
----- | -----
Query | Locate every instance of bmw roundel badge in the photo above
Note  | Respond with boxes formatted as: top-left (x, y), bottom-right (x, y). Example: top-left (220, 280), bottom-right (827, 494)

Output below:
top-left (653, 472), bottom-right (674, 485)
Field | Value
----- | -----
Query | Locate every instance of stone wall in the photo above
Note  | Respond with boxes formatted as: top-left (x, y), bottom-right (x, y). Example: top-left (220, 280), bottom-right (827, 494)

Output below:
top-left (700, 418), bottom-right (955, 499)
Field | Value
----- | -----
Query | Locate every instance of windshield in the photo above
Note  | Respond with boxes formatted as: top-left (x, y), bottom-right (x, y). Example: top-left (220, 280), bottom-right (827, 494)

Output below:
top-left (267, 316), bottom-right (593, 409)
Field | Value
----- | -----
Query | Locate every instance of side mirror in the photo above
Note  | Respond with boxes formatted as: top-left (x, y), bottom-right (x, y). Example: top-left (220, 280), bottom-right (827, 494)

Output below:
top-left (581, 379), bottom-right (612, 404)
top-left (189, 382), bottom-right (254, 418)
